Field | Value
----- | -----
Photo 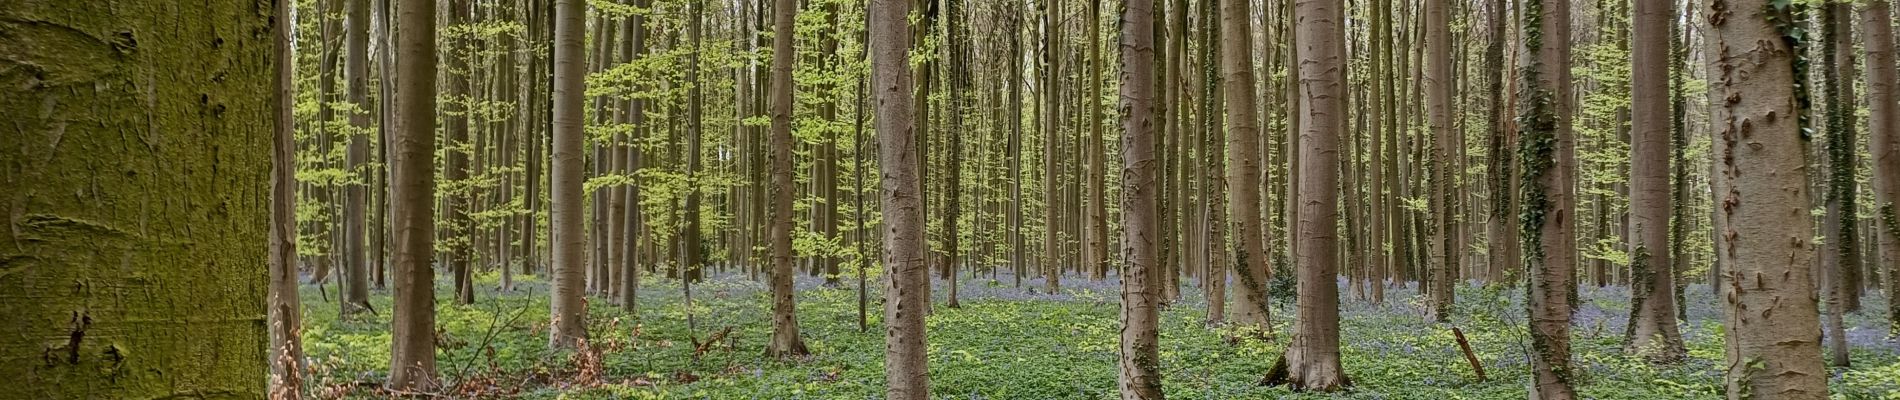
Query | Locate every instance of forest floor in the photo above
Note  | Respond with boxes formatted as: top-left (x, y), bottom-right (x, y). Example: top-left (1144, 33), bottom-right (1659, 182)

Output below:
top-left (302, 268), bottom-right (1900, 399)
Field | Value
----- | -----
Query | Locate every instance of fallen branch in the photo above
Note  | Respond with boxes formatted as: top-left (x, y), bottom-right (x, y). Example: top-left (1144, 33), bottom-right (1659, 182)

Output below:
top-left (1451, 326), bottom-right (1487, 382)
top-left (691, 326), bottom-right (734, 361)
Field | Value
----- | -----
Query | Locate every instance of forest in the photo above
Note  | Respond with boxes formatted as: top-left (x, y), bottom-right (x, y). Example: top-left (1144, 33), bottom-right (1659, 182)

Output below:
top-left (4, 0), bottom-right (1900, 397)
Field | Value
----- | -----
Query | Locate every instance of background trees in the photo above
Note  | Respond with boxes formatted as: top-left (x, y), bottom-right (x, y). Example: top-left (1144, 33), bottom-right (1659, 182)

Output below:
top-left (56, 0), bottom-right (1899, 395)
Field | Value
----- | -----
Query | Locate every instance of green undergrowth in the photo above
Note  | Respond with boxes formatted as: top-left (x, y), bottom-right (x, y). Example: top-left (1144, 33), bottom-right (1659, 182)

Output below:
top-left (300, 272), bottom-right (1900, 399)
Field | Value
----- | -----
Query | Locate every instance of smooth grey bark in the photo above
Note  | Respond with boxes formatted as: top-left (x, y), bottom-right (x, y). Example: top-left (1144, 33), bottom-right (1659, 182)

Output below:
top-left (1116, 0), bottom-right (1165, 396)
top-left (549, 0), bottom-right (591, 349)
top-left (872, 0), bottom-right (930, 395)
top-left (765, 0), bottom-right (811, 358)
top-left (389, 0), bottom-right (440, 389)
top-left (343, 0), bottom-right (373, 315)
top-left (1623, 0), bottom-right (1685, 362)
top-left (1706, 0), bottom-right (1828, 396)
top-left (1261, 0), bottom-right (1349, 390)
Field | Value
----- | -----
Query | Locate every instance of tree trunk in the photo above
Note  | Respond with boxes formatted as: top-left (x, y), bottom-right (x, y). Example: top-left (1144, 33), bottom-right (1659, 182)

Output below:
top-left (1200, 0), bottom-right (1228, 325)
top-left (0, 4), bottom-right (274, 398)
top-left (1010, 3), bottom-right (1027, 289)
top-left (1043, 0), bottom-right (1064, 294)
top-left (1221, 0), bottom-right (1272, 337)
top-left (618, 0), bottom-right (648, 310)
top-left (1830, 2), bottom-right (1863, 313)
top-left (1520, 0), bottom-right (1576, 396)
top-left (1819, 2), bottom-right (1855, 368)
top-left (388, 0), bottom-right (440, 389)
top-left (374, 0), bottom-right (397, 290)
top-left (1706, 0), bottom-right (1829, 395)
top-left (1261, 0), bottom-right (1348, 390)
top-left (765, 0), bottom-right (811, 358)
top-left (343, 0), bottom-right (373, 315)
top-left (1624, 0), bottom-right (1685, 362)
top-left (943, 0), bottom-right (967, 308)
top-left (1115, 0), bottom-right (1164, 396)
top-left (1862, 0), bottom-right (1900, 339)
top-left (495, 0), bottom-right (520, 292)
top-left (524, 0), bottom-right (546, 278)
top-left (270, 0), bottom-right (309, 394)
top-left (447, 0), bottom-right (475, 306)
top-left (1086, 0), bottom-right (1110, 282)
top-left (872, 0), bottom-right (931, 395)
top-left (682, 0), bottom-right (706, 283)
top-left (605, 1), bottom-right (634, 307)
top-left (1425, 0), bottom-right (1455, 322)
top-left (1482, 0), bottom-right (1516, 288)
top-left (549, 0), bottom-right (591, 349)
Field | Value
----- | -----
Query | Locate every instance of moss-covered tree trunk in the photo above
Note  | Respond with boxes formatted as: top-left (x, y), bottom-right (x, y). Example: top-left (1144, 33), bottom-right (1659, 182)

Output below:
top-left (1825, 2), bottom-right (1862, 313)
top-left (1520, 0), bottom-right (1577, 396)
top-left (1706, 0), bottom-right (1829, 395)
top-left (1482, 0), bottom-right (1516, 289)
top-left (1, 1), bottom-right (272, 398)
top-left (1862, 0), bottom-right (1900, 338)
top-left (1819, 1), bottom-right (1855, 368)
top-left (1042, 0), bottom-right (1064, 295)
top-left (1199, 0), bottom-right (1228, 324)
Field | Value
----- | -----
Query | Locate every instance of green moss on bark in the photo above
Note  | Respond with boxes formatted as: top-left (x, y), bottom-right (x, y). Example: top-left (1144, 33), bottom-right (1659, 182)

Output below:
top-left (1, 1), bottom-right (272, 398)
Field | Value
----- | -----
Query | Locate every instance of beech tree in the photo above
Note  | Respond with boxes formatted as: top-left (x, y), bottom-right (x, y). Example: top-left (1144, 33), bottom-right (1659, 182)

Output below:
top-left (872, 0), bottom-right (931, 395)
top-left (1623, 0), bottom-right (1685, 362)
top-left (549, 0), bottom-right (590, 349)
top-left (1865, 0), bottom-right (1900, 338)
top-left (388, 0), bottom-right (441, 389)
top-left (1706, 0), bottom-right (1829, 396)
top-left (1261, 0), bottom-right (1349, 389)
top-left (1424, 0), bottom-right (1454, 322)
top-left (765, 0), bottom-right (811, 358)
top-left (271, 0), bottom-right (309, 394)
top-left (342, 0), bottom-right (372, 315)
top-left (1115, 0), bottom-right (1165, 396)
top-left (1819, 1), bottom-right (1856, 368)
top-left (1, 3), bottom-right (273, 398)
top-left (1520, 0), bottom-right (1577, 395)
top-left (1221, 0), bottom-right (1272, 336)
